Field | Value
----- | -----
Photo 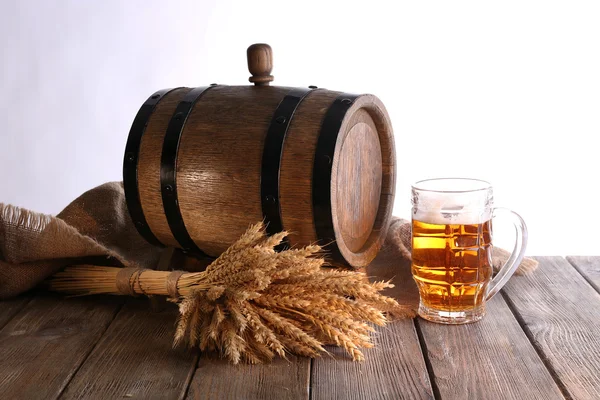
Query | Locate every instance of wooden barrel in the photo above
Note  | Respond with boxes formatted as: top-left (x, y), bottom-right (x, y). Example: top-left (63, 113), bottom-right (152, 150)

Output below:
top-left (123, 44), bottom-right (395, 267)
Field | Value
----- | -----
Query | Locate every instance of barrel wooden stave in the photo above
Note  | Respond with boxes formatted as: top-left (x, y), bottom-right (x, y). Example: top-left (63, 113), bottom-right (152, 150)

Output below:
top-left (279, 89), bottom-right (342, 248)
top-left (177, 86), bottom-right (291, 256)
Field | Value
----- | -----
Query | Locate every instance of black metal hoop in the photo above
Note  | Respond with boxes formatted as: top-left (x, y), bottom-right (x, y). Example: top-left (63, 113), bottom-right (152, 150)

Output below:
top-left (123, 88), bottom-right (176, 247)
top-left (160, 86), bottom-right (215, 257)
top-left (312, 93), bottom-right (359, 262)
top-left (261, 87), bottom-right (314, 243)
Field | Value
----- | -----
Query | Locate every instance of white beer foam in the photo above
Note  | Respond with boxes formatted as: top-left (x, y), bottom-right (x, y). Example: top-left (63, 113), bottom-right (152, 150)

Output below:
top-left (413, 208), bottom-right (492, 225)
top-left (414, 192), bottom-right (492, 225)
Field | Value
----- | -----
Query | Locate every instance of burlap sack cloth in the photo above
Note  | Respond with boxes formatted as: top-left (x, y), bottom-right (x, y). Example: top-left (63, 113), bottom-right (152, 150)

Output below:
top-left (0, 182), bottom-right (537, 301)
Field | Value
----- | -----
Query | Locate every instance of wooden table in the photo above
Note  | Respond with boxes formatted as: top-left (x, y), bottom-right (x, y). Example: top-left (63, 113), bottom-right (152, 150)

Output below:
top-left (1, 256), bottom-right (599, 400)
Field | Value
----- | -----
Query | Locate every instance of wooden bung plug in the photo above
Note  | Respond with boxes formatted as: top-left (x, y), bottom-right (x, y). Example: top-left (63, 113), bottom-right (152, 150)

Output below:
top-left (247, 43), bottom-right (274, 86)
top-left (124, 42), bottom-right (395, 268)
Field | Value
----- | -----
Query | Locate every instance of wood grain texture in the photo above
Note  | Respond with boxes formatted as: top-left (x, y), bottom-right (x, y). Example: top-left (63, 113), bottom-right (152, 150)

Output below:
top-left (331, 94), bottom-right (395, 267)
top-left (311, 320), bottom-right (434, 400)
top-left (503, 256), bottom-right (600, 400)
top-left (247, 43), bottom-right (274, 86)
top-left (279, 89), bottom-right (340, 247)
top-left (177, 85), bottom-right (290, 256)
top-left (132, 84), bottom-right (395, 268)
top-left (567, 256), bottom-right (600, 293)
top-left (138, 87), bottom-right (191, 247)
top-left (335, 109), bottom-right (382, 253)
top-left (418, 294), bottom-right (564, 400)
top-left (0, 293), bottom-right (122, 399)
top-left (310, 240), bottom-right (431, 400)
top-left (60, 298), bottom-right (196, 400)
top-left (0, 294), bottom-right (30, 329)
top-left (187, 353), bottom-right (309, 399)
top-left (5, 257), bottom-right (600, 400)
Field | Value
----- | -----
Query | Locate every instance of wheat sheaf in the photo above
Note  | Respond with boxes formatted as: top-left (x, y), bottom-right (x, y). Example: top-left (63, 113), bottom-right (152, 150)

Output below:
top-left (51, 223), bottom-right (408, 364)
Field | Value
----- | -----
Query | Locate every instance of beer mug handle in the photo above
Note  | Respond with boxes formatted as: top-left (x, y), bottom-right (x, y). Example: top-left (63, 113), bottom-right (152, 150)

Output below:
top-left (485, 208), bottom-right (528, 300)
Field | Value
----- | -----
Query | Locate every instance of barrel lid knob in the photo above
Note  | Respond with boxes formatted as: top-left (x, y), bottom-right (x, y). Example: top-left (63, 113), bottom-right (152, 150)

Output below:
top-left (247, 43), bottom-right (274, 86)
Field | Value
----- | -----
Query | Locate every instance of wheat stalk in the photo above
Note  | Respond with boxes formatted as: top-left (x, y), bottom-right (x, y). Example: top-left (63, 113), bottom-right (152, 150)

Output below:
top-left (49, 222), bottom-right (406, 363)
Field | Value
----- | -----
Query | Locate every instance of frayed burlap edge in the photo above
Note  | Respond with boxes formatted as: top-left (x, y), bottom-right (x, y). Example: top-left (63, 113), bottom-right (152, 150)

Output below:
top-left (0, 203), bottom-right (130, 265)
top-left (0, 202), bottom-right (138, 299)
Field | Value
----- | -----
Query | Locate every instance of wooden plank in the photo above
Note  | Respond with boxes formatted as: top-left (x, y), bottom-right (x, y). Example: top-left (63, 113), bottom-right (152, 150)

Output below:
top-left (311, 320), bottom-right (434, 400)
top-left (310, 246), bottom-right (433, 400)
top-left (187, 354), bottom-right (309, 400)
top-left (503, 256), bottom-right (600, 400)
top-left (61, 298), bottom-right (197, 400)
top-left (567, 256), bottom-right (600, 294)
top-left (418, 294), bottom-right (564, 400)
top-left (0, 292), bottom-right (122, 400)
top-left (0, 295), bottom-right (31, 329)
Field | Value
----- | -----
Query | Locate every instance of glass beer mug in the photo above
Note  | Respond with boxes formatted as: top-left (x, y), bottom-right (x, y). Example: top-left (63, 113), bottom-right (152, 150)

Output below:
top-left (411, 178), bottom-right (528, 324)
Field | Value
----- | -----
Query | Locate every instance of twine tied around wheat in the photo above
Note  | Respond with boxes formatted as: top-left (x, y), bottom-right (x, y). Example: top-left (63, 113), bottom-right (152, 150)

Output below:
top-left (114, 267), bottom-right (186, 298)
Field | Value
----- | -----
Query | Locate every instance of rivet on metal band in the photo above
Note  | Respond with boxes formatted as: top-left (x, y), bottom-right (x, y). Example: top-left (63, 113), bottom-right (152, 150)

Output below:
top-left (123, 88), bottom-right (176, 247)
top-left (312, 93), bottom-right (360, 263)
top-left (160, 86), bottom-right (215, 257)
top-left (261, 87), bottom-right (315, 243)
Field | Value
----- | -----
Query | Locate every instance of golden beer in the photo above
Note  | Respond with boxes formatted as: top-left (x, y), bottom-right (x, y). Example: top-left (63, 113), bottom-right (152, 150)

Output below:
top-left (412, 219), bottom-right (493, 312)
top-left (411, 178), bottom-right (527, 324)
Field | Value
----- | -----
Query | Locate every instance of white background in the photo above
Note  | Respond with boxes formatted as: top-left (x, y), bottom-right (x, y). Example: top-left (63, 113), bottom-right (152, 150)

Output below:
top-left (1, 1), bottom-right (598, 255)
